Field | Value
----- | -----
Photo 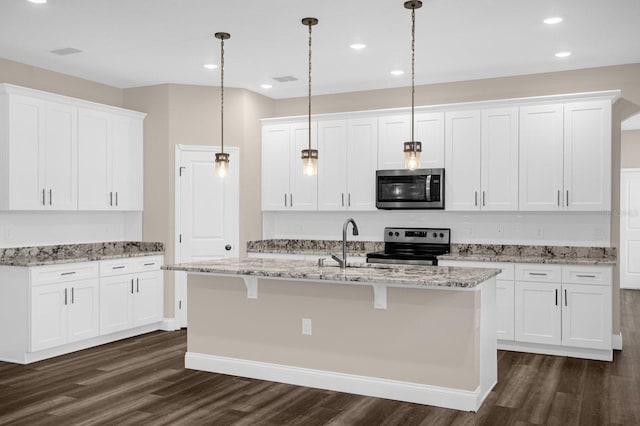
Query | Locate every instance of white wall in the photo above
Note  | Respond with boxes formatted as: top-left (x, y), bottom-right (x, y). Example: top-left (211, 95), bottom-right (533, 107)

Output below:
top-left (0, 212), bottom-right (142, 248)
top-left (263, 211), bottom-right (611, 247)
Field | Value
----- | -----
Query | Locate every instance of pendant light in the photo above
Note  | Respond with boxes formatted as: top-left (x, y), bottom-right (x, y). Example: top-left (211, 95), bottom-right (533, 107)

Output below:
top-left (214, 32), bottom-right (230, 178)
top-left (403, 0), bottom-right (422, 170)
top-left (301, 17), bottom-right (319, 176)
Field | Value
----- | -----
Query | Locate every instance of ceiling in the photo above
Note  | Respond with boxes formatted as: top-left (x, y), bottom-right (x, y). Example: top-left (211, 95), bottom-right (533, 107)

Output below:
top-left (0, 0), bottom-right (639, 100)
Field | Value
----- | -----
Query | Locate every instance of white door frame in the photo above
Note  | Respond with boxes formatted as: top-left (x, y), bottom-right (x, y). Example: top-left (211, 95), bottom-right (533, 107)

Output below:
top-left (620, 167), bottom-right (640, 289)
top-left (174, 144), bottom-right (240, 327)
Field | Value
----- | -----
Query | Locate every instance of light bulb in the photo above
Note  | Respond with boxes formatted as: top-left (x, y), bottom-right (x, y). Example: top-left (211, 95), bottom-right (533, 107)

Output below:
top-left (215, 160), bottom-right (228, 178)
top-left (303, 157), bottom-right (317, 176)
top-left (405, 151), bottom-right (421, 170)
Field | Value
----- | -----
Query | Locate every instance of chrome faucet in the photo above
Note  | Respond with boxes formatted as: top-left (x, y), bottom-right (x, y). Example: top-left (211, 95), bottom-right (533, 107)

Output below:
top-left (331, 218), bottom-right (359, 268)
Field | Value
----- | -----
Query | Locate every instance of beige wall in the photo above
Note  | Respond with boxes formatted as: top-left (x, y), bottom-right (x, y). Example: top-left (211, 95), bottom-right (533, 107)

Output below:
top-left (622, 129), bottom-right (640, 168)
top-left (189, 275), bottom-right (482, 391)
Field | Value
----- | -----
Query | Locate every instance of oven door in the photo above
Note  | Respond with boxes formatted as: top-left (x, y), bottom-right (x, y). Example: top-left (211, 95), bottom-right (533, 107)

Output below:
top-left (376, 168), bottom-right (444, 209)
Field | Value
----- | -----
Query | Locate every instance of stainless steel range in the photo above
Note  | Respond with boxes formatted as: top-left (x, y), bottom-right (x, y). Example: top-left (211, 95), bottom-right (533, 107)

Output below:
top-left (366, 227), bottom-right (451, 266)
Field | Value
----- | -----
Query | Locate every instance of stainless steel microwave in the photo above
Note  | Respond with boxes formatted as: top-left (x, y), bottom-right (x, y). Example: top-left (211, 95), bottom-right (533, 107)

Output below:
top-left (376, 168), bottom-right (445, 209)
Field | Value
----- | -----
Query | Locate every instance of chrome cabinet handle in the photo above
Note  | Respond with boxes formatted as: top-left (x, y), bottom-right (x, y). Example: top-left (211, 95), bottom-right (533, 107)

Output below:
top-left (112, 265), bottom-right (126, 270)
top-left (290, 193), bottom-right (293, 207)
top-left (348, 193), bottom-right (351, 207)
top-left (284, 193), bottom-right (287, 207)
top-left (64, 288), bottom-right (68, 305)
top-left (566, 190), bottom-right (569, 207)
top-left (341, 193), bottom-right (344, 207)
top-left (482, 191), bottom-right (486, 207)
top-left (115, 192), bottom-right (118, 206)
top-left (143, 262), bottom-right (155, 266)
top-left (576, 274), bottom-right (596, 278)
top-left (555, 289), bottom-right (558, 306)
top-left (60, 271), bottom-right (76, 276)
top-left (136, 278), bottom-right (139, 293)
top-left (557, 190), bottom-right (560, 206)
top-left (110, 192), bottom-right (113, 207)
top-left (474, 191), bottom-right (478, 207)
top-left (71, 287), bottom-right (74, 304)
top-left (564, 289), bottom-right (568, 306)
top-left (529, 272), bottom-right (548, 276)
top-left (42, 189), bottom-right (46, 205)
top-left (49, 189), bottom-right (52, 206)
top-left (131, 279), bottom-right (134, 294)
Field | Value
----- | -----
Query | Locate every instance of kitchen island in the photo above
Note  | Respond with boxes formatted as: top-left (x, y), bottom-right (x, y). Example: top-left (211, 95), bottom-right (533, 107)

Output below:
top-left (164, 258), bottom-right (500, 412)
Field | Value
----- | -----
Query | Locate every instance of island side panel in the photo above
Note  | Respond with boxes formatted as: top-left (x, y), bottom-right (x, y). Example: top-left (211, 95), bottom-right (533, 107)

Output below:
top-left (187, 274), bottom-right (481, 392)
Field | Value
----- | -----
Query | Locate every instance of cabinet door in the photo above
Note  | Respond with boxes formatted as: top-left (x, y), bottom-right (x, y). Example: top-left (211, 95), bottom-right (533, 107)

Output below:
top-left (8, 94), bottom-right (44, 210)
top-left (481, 107), bottom-right (519, 211)
top-left (31, 282), bottom-right (68, 351)
top-left (519, 104), bottom-right (564, 211)
top-left (563, 101), bottom-right (611, 211)
top-left (43, 101), bottom-right (78, 210)
top-left (290, 122), bottom-right (317, 210)
top-left (318, 120), bottom-right (348, 210)
top-left (78, 108), bottom-right (111, 210)
top-left (100, 275), bottom-right (134, 335)
top-left (261, 124), bottom-right (291, 210)
top-left (67, 278), bottom-right (100, 343)
top-left (377, 115), bottom-right (409, 170)
top-left (347, 117), bottom-right (378, 210)
top-left (561, 283), bottom-right (611, 349)
top-left (133, 271), bottom-right (164, 327)
top-left (111, 115), bottom-right (143, 210)
top-left (415, 112), bottom-right (445, 169)
top-left (514, 281), bottom-right (561, 345)
top-left (496, 280), bottom-right (515, 341)
top-left (445, 110), bottom-right (481, 210)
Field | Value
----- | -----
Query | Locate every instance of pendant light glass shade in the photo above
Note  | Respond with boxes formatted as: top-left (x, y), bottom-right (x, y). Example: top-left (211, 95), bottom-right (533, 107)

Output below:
top-left (214, 31), bottom-right (231, 178)
top-left (301, 17), bottom-right (319, 176)
top-left (403, 0), bottom-right (423, 170)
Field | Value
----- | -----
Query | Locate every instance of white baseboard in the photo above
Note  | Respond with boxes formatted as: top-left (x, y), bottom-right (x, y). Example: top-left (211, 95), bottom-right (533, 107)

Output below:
top-left (498, 340), bottom-right (613, 361)
top-left (160, 317), bottom-right (180, 331)
top-left (185, 352), bottom-right (485, 412)
top-left (612, 333), bottom-right (623, 350)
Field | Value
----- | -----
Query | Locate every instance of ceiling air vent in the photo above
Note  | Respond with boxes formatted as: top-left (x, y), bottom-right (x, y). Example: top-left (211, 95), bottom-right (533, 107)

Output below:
top-left (272, 75), bottom-right (298, 83)
top-left (50, 47), bottom-right (83, 56)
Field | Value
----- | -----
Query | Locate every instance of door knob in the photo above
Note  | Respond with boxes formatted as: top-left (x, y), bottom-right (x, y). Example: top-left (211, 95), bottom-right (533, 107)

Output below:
top-left (225, 244), bottom-right (232, 251)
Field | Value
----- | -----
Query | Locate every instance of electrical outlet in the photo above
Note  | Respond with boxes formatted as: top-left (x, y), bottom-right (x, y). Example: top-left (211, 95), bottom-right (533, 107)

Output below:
top-left (302, 318), bottom-right (312, 336)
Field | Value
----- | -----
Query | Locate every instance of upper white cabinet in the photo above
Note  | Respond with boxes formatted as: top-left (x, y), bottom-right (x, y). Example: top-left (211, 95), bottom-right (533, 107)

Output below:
top-left (78, 107), bottom-right (144, 210)
top-left (378, 113), bottom-right (444, 170)
top-left (445, 110), bottom-right (481, 210)
top-left (261, 122), bottom-right (317, 211)
top-left (0, 90), bottom-right (78, 210)
top-left (318, 117), bottom-right (378, 210)
top-left (519, 100), bottom-right (611, 211)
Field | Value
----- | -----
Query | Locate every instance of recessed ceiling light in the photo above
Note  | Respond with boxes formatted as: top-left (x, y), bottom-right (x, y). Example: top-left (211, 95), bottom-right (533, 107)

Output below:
top-left (555, 51), bottom-right (572, 58)
top-left (350, 43), bottom-right (366, 50)
top-left (390, 70), bottom-right (405, 76)
top-left (260, 84), bottom-right (273, 89)
top-left (203, 63), bottom-right (218, 70)
top-left (543, 17), bottom-right (563, 25)
top-left (27, 0), bottom-right (47, 3)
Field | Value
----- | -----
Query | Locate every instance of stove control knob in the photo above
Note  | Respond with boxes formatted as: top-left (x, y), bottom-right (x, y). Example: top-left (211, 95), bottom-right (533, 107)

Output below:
top-left (432, 232), bottom-right (438, 238)
top-left (394, 232), bottom-right (400, 237)
top-left (388, 231), bottom-right (393, 237)
top-left (439, 232), bottom-right (445, 238)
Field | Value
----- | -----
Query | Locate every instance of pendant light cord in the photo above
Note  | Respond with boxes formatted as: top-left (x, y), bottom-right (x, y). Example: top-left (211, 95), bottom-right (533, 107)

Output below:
top-left (307, 22), bottom-right (312, 152)
top-left (220, 37), bottom-right (225, 154)
top-left (411, 6), bottom-right (416, 143)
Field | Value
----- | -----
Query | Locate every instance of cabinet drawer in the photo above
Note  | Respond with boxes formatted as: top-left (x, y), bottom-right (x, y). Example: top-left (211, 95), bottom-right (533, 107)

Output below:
top-left (440, 260), bottom-right (514, 281)
top-left (100, 255), bottom-right (163, 277)
top-left (129, 255), bottom-right (164, 274)
top-left (562, 265), bottom-right (612, 286)
top-left (515, 264), bottom-right (562, 282)
top-left (30, 262), bottom-right (99, 286)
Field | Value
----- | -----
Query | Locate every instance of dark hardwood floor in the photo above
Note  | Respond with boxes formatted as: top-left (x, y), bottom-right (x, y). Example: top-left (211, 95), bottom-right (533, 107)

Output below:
top-left (1, 289), bottom-right (639, 426)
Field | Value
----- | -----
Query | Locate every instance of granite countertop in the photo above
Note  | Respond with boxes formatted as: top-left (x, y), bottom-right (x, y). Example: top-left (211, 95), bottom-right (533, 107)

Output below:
top-left (247, 240), bottom-right (616, 265)
top-left (163, 257), bottom-right (500, 289)
top-left (0, 241), bottom-right (165, 267)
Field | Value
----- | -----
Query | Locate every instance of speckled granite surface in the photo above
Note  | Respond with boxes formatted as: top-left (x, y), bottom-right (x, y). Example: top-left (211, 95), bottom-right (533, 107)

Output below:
top-left (0, 241), bottom-right (165, 267)
top-left (440, 244), bottom-right (617, 265)
top-left (163, 257), bottom-right (500, 289)
top-left (247, 240), bottom-right (616, 265)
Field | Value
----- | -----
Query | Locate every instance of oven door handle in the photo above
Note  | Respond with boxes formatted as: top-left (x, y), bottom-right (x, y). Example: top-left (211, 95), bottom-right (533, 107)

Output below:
top-left (426, 175), bottom-right (432, 201)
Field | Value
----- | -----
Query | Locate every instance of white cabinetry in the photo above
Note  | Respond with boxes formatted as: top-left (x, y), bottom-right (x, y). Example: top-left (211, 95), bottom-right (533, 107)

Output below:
top-left (378, 113), bottom-right (444, 170)
top-left (78, 107), bottom-right (144, 210)
top-left (318, 117), bottom-right (378, 210)
top-left (29, 262), bottom-right (99, 352)
top-left (262, 122), bottom-right (317, 210)
top-left (445, 110), bottom-right (481, 210)
top-left (519, 100), bottom-right (611, 211)
top-left (99, 256), bottom-right (164, 335)
top-left (0, 89), bottom-right (78, 210)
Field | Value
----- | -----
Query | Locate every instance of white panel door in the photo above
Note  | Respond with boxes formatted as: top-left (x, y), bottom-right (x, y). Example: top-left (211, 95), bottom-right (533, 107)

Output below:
top-left (111, 115), bottom-right (143, 211)
top-left (133, 271), bottom-right (164, 327)
top-left (561, 283), bottom-right (611, 349)
top-left (481, 107), bottom-right (519, 211)
top-left (519, 104), bottom-right (564, 211)
top-left (496, 280), bottom-right (515, 341)
top-left (43, 101), bottom-right (78, 210)
top-left (378, 115), bottom-right (409, 170)
top-left (290, 122), bottom-right (317, 210)
top-left (100, 275), bottom-right (134, 335)
top-left (78, 108), bottom-right (111, 210)
top-left (620, 169), bottom-right (640, 289)
top-left (261, 124), bottom-right (291, 210)
top-left (31, 282), bottom-right (68, 351)
top-left (515, 281), bottom-right (562, 345)
top-left (8, 95), bottom-right (43, 210)
top-left (445, 110), bottom-right (481, 210)
top-left (564, 100), bottom-right (611, 211)
top-left (415, 112), bottom-right (445, 169)
top-left (67, 278), bottom-right (99, 343)
top-left (318, 120), bottom-right (348, 210)
top-left (347, 117), bottom-right (378, 210)
top-left (176, 146), bottom-right (239, 327)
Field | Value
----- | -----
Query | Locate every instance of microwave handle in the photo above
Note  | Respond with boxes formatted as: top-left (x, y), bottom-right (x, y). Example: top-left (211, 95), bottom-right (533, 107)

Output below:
top-left (425, 175), bottom-right (432, 201)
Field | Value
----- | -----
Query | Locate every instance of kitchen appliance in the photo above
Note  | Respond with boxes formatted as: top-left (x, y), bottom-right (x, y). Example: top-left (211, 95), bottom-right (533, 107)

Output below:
top-left (376, 168), bottom-right (445, 209)
top-left (366, 227), bottom-right (451, 266)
